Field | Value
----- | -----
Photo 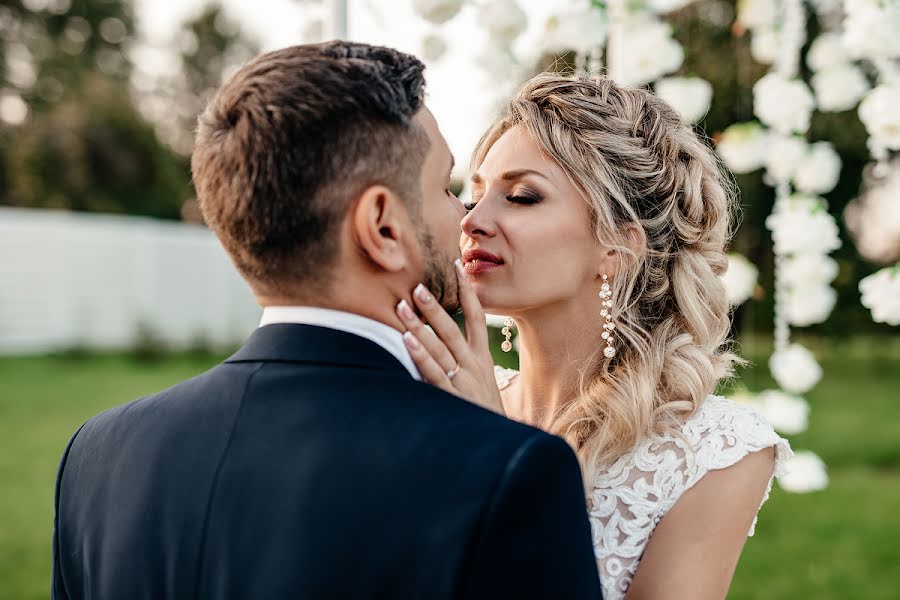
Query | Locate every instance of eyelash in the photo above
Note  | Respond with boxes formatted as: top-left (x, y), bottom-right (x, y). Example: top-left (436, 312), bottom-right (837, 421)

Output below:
top-left (464, 194), bottom-right (541, 212)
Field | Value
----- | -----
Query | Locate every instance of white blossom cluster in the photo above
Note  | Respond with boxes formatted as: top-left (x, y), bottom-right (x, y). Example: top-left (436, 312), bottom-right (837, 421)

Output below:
top-left (859, 266), bottom-right (900, 325)
top-left (541, 5), bottom-right (609, 55)
top-left (807, 33), bottom-right (870, 113)
top-left (769, 343), bottom-right (823, 394)
top-left (614, 14), bottom-right (684, 88)
top-left (779, 451), bottom-right (829, 493)
top-left (842, 0), bottom-right (900, 63)
top-left (655, 76), bottom-right (712, 124)
top-left (766, 194), bottom-right (842, 326)
top-left (716, 126), bottom-right (843, 197)
top-left (721, 252), bottom-right (758, 307)
top-left (859, 84), bottom-right (900, 157)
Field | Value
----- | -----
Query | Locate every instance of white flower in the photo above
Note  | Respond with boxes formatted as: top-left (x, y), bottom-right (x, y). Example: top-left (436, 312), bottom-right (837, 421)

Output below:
top-left (654, 77), bottom-right (712, 124)
top-left (811, 64), bottom-right (870, 112)
top-left (806, 33), bottom-right (851, 71)
top-left (784, 283), bottom-right (838, 326)
top-left (764, 135), bottom-right (808, 184)
top-left (793, 142), bottom-right (842, 195)
top-left (755, 389), bottom-right (810, 435)
top-left (0, 93), bottom-right (29, 125)
top-left (722, 252), bottom-right (758, 306)
top-left (716, 122), bottom-right (768, 174)
top-left (750, 27), bottom-right (779, 64)
top-left (541, 7), bottom-right (608, 54)
top-left (412, 0), bottom-right (464, 25)
top-left (781, 253), bottom-right (839, 287)
top-left (859, 266), bottom-right (900, 325)
top-left (765, 194), bottom-right (842, 255)
top-left (769, 344), bottom-right (823, 394)
top-left (478, 0), bottom-right (527, 45)
top-left (753, 74), bottom-right (815, 134)
top-left (615, 16), bottom-right (683, 87)
top-left (421, 34), bottom-right (448, 62)
top-left (843, 0), bottom-right (900, 61)
top-left (858, 85), bottom-right (900, 152)
top-left (737, 0), bottom-right (778, 29)
top-left (779, 451), bottom-right (828, 493)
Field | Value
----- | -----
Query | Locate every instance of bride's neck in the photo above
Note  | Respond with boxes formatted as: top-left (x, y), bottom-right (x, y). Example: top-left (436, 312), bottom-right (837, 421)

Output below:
top-left (507, 299), bottom-right (605, 430)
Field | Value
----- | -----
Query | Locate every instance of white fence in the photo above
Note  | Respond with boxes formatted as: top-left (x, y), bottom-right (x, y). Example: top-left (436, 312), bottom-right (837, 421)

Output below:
top-left (0, 207), bottom-right (260, 355)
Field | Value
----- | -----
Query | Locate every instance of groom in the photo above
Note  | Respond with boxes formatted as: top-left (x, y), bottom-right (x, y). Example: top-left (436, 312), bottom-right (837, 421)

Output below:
top-left (52, 42), bottom-right (602, 599)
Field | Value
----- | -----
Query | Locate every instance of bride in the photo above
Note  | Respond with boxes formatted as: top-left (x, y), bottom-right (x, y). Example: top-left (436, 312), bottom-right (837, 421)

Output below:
top-left (396, 74), bottom-right (791, 599)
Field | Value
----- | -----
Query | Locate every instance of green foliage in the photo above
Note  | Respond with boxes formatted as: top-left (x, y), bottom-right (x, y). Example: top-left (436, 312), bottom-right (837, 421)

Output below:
top-left (3, 73), bottom-right (191, 218)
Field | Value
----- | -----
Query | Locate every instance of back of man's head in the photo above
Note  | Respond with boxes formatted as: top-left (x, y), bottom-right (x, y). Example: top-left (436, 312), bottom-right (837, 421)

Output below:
top-left (192, 42), bottom-right (429, 297)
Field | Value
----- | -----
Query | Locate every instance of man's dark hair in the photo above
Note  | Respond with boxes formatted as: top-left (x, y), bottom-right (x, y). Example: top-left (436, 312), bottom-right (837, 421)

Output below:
top-left (191, 41), bottom-right (429, 293)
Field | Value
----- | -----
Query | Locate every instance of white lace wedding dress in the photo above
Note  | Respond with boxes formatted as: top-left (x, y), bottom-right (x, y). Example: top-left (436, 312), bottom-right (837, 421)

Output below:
top-left (494, 366), bottom-right (792, 600)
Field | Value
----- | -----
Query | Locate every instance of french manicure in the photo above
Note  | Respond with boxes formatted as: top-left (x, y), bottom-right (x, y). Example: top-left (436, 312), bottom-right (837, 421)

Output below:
top-left (454, 258), bottom-right (467, 279)
top-left (397, 299), bottom-right (415, 320)
top-left (403, 331), bottom-right (421, 350)
top-left (414, 283), bottom-right (433, 304)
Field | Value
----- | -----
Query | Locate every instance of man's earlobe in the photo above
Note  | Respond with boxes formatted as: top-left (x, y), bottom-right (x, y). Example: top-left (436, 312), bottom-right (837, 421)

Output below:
top-left (351, 185), bottom-right (409, 273)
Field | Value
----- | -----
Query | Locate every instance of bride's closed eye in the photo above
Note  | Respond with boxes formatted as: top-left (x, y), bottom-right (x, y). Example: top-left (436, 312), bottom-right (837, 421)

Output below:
top-left (463, 190), bottom-right (543, 212)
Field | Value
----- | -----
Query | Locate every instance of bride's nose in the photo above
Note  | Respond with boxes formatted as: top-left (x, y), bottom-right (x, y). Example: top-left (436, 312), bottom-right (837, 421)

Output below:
top-left (461, 200), bottom-right (497, 239)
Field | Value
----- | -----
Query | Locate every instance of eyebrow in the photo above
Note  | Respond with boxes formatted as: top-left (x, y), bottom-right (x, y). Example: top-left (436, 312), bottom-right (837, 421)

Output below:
top-left (470, 168), bottom-right (552, 185)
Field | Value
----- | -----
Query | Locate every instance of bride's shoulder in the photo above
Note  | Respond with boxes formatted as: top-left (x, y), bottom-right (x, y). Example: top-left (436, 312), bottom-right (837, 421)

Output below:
top-left (492, 365), bottom-right (519, 391)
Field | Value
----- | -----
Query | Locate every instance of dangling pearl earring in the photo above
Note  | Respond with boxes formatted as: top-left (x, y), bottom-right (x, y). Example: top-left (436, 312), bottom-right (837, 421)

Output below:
top-left (501, 317), bottom-right (514, 353)
top-left (600, 274), bottom-right (616, 358)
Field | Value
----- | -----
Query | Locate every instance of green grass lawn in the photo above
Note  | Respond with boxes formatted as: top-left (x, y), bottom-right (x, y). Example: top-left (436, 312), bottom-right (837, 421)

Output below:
top-left (1, 337), bottom-right (898, 599)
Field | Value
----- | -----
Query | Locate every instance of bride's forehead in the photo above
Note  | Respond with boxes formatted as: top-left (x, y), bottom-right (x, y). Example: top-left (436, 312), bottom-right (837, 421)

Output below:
top-left (477, 127), bottom-right (559, 179)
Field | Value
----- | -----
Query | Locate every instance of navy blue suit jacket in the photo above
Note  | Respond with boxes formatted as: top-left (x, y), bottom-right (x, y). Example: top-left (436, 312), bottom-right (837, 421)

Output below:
top-left (52, 324), bottom-right (602, 599)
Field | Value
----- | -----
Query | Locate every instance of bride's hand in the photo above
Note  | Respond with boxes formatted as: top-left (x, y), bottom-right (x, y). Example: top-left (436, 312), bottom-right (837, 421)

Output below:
top-left (397, 259), bottom-right (505, 416)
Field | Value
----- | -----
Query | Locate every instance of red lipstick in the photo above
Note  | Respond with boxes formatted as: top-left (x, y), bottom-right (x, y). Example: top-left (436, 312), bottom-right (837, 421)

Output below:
top-left (463, 249), bottom-right (504, 274)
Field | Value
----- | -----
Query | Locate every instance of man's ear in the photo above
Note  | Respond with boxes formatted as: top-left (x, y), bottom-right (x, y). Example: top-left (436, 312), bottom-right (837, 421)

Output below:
top-left (350, 184), bottom-right (414, 273)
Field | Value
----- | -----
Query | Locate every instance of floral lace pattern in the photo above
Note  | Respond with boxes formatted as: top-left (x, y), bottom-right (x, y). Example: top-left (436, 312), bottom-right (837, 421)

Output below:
top-left (493, 366), bottom-right (792, 600)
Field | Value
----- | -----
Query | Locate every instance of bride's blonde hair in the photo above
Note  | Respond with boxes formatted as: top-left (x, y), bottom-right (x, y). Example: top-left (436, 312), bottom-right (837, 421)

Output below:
top-left (472, 73), bottom-right (742, 484)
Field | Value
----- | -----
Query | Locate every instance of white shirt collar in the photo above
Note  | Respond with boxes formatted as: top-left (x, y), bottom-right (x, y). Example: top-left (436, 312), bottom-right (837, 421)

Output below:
top-left (258, 306), bottom-right (421, 380)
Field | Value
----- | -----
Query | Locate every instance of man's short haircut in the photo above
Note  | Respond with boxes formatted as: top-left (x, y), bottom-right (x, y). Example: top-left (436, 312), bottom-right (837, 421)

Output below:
top-left (191, 41), bottom-right (429, 293)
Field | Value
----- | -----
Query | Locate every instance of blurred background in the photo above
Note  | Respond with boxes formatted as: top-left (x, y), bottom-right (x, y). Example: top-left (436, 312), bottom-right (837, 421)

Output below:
top-left (1, 0), bottom-right (898, 598)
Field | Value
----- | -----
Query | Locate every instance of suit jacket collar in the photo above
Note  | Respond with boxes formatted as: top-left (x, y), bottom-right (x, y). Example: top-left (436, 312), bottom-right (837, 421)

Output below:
top-left (226, 323), bottom-right (411, 376)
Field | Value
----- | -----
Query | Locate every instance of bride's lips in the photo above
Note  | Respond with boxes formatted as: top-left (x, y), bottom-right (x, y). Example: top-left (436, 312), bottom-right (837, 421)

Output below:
top-left (463, 249), bottom-right (504, 274)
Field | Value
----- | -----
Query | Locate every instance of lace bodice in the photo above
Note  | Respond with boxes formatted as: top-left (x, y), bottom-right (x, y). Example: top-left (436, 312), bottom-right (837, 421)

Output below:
top-left (493, 366), bottom-right (792, 600)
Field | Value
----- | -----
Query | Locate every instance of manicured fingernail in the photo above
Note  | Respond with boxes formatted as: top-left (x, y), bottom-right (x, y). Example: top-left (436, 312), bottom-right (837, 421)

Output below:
top-left (454, 258), bottom-right (467, 279)
top-left (397, 299), bottom-right (415, 320)
top-left (414, 283), bottom-right (433, 304)
top-left (403, 331), bottom-right (420, 350)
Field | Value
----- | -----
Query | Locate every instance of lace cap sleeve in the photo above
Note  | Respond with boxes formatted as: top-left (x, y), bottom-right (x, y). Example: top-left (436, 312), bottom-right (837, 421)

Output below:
top-left (493, 365), bottom-right (519, 390)
top-left (656, 395), bottom-right (793, 536)
top-left (588, 395), bottom-right (792, 599)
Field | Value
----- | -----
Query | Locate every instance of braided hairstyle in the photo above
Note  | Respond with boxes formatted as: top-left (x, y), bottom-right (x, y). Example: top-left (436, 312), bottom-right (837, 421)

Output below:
top-left (472, 73), bottom-right (743, 483)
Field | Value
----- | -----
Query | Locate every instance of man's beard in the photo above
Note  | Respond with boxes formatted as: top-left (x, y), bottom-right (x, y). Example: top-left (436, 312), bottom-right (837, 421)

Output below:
top-left (417, 229), bottom-right (460, 315)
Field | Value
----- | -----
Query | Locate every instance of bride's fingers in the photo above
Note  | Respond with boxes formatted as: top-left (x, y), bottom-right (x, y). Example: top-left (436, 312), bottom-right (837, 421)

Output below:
top-left (402, 331), bottom-right (455, 394)
top-left (396, 299), bottom-right (458, 373)
top-left (454, 259), bottom-right (489, 355)
top-left (410, 283), bottom-right (471, 366)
